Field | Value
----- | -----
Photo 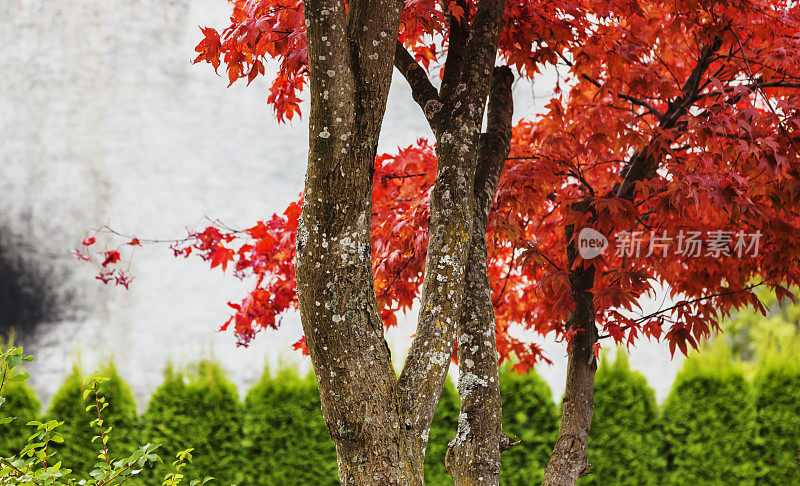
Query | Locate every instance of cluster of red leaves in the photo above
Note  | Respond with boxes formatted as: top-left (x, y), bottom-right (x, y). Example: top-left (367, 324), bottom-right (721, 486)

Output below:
top-left (194, 0), bottom-right (307, 122)
top-left (192, 0), bottom-right (585, 120)
top-left (74, 236), bottom-right (138, 289)
top-left (166, 204), bottom-right (301, 346)
top-left (84, 0), bottom-right (800, 370)
top-left (484, 0), bottom-right (800, 362)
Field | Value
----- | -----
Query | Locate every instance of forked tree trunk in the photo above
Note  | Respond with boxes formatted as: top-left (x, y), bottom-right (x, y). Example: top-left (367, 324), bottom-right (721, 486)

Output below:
top-left (296, 4), bottom-right (721, 483)
top-left (297, 0), bottom-right (507, 483)
top-left (396, 0), bottom-right (506, 465)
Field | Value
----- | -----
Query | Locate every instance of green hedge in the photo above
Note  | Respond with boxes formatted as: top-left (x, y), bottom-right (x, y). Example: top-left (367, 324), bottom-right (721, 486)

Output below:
top-left (240, 367), bottom-right (338, 485)
top-left (0, 378), bottom-right (41, 458)
top-left (19, 346), bottom-right (800, 484)
top-left (424, 377), bottom-right (460, 485)
top-left (660, 344), bottom-right (758, 485)
top-left (499, 364), bottom-right (558, 485)
top-left (580, 351), bottom-right (663, 486)
top-left (46, 364), bottom-right (139, 479)
top-left (141, 361), bottom-right (243, 485)
top-left (754, 351), bottom-right (800, 484)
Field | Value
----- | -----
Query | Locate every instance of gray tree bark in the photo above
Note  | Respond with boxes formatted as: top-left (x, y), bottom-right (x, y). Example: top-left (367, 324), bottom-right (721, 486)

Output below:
top-left (297, 0), bottom-right (417, 483)
top-left (396, 0), bottom-right (507, 462)
top-left (393, 1), bottom-right (510, 483)
top-left (445, 66), bottom-right (515, 486)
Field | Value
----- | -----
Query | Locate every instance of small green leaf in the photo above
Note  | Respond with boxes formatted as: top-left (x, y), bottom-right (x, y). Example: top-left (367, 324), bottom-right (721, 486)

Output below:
top-left (9, 372), bottom-right (31, 383)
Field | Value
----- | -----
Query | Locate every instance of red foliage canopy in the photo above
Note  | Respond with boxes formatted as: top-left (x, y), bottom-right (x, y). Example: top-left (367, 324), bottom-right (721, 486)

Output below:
top-left (81, 0), bottom-right (800, 371)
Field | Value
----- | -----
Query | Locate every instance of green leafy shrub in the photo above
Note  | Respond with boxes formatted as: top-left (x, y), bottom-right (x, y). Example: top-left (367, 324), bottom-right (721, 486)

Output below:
top-left (0, 376), bottom-right (41, 459)
top-left (46, 366), bottom-right (94, 476)
top-left (46, 364), bottom-right (139, 479)
top-left (1, 347), bottom-right (203, 485)
top-left (142, 361), bottom-right (242, 485)
top-left (720, 286), bottom-right (800, 366)
top-left (660, 343), bottom-right (758, 485)
top-left (754, 350), bottom-right (800, 484)
top-left (93, 364), bottom-right (140, 466)
top-left (579, 351), bottom-right (663, 486)
top-left (240, 367), bottom-right (338, 485)
top-left (499, 364), bottom-right (558, 485)
top-left (1, 337), bottom-right (41, 460)
top-left (424, 377), bottom-right (459, 485)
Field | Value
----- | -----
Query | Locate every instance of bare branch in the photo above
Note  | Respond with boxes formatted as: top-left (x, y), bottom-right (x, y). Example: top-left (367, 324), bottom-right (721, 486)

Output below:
top-left (579, 73), bottom-right (664, 120)
top-left (557, 53), bottom-right (664, 120)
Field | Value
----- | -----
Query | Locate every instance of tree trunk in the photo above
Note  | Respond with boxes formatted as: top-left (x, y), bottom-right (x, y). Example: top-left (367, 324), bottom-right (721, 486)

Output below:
top-left (297, 0), bottom-right (421, 483)
top-left (539, 40), bottom-right (725, 485)
top-left (446, 66), bottom-right (514, 486)
top-left (542, 204), bottom-right (597, 486)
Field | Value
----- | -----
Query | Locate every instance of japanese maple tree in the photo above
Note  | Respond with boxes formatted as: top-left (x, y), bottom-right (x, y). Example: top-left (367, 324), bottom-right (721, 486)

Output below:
top-left (79, 0), bottom-right (800, 484)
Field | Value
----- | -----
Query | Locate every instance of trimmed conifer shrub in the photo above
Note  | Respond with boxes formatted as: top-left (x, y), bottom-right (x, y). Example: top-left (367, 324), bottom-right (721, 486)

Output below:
top-left (579, 350), bottom-right (663, 486)
top-left (499, 364), bottom-right (559, 485)
top-left (424, 376), bottom-right (460, 485)
top-left (46, 364), bottom-right (139, 479)
top-left (141, 361), bottom-right (242, 485)
top-left (240, 367), bottom-right (339, 485)
top-left (0, 378), bottom-right (41, 458)
top-left (660, 343), bottom-right (758, 485)
top-left (754, 350), bottom-right (800, 484)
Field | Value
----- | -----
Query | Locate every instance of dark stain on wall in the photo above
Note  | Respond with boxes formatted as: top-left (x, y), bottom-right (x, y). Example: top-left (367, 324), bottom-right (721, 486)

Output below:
top-left (0, 229), bottom-right (61, 340)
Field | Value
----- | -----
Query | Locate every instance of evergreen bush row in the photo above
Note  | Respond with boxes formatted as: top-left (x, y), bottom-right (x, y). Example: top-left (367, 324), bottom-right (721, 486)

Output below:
top-left (2, 347), bottom-right (798, 485)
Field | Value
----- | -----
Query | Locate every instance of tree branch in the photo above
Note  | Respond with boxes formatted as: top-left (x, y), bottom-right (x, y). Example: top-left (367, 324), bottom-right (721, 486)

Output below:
top-left (394, 42), bottom-right (441, 129)
top-left (396, 0), bottom-right (507, 458)
top-left (454, 0), bottom-right (508, 116)
top-left (557, 52), bottom-right (664, 120)
top-left (579, 73), bottom-right (664, 120)
top-left (598, 278), bottom-right (775, 339)
top-left (616, 36), bottom-right (723, 199)
top-left (439, 0), bottom-right (470, 104)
